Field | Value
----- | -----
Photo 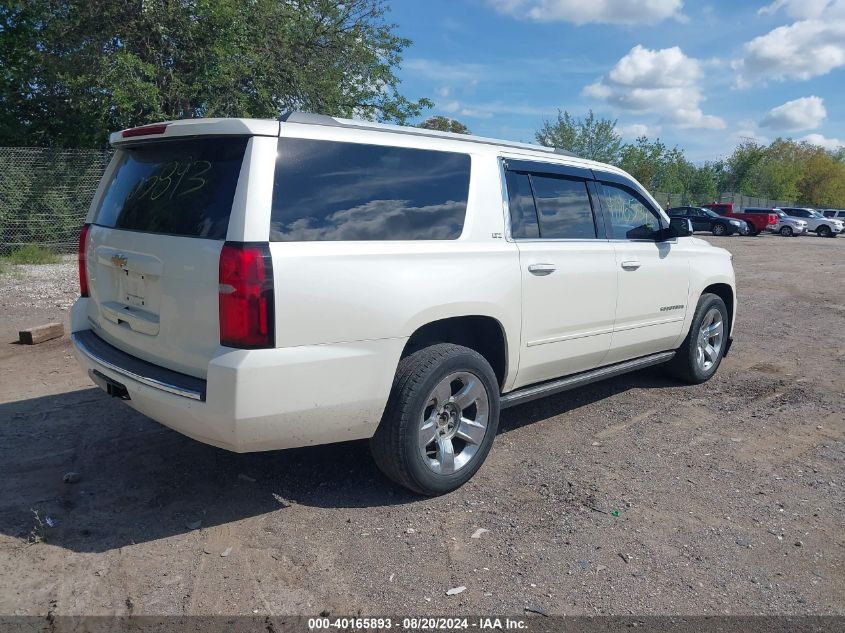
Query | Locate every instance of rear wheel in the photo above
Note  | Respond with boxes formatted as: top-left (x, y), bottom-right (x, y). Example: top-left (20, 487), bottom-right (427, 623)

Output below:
top-left (817, 225), bottom-right (832, 238)
top-left (712, 223), bottom-right (727, 236)
top-left (746, 225), bottom-right (759, 236)
top-left (665, 293), bottom-right (728, 384)
top-left (780, 226), bottom-right (793, 237)
top-left (370, 343), bottom-right (500, 495)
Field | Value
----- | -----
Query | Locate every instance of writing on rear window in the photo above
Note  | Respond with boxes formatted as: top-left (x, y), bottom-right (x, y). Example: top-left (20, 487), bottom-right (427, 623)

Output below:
top-left (94, 138), bottom-right (247, 239)
top-left (270, 138), bottom-right (471, 241)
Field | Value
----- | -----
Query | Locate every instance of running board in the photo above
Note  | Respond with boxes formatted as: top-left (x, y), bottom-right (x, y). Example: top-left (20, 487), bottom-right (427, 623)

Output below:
top-left (500, 351), bottom-right (675, 409)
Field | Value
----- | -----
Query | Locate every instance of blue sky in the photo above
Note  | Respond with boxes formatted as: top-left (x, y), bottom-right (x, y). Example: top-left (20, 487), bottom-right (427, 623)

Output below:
top-left (389, 0), bottom-right (845, 161)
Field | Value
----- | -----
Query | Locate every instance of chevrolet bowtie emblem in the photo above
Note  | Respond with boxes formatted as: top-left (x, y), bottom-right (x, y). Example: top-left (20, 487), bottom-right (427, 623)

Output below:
top-left (111, 254), bottom-right (128, 268)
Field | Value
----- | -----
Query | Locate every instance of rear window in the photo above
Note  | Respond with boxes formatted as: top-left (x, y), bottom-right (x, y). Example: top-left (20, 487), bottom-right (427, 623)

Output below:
top-left (94, 137), bottom-right (248, 239)
top-left (270, 138), bottom-right (471, 241)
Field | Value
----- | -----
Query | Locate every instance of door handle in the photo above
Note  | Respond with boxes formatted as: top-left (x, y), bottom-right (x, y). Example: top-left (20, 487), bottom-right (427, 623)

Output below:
top-left (528, 263), bottom-right (556, 276)
top-left (621, 260), bottom-right (641, 270)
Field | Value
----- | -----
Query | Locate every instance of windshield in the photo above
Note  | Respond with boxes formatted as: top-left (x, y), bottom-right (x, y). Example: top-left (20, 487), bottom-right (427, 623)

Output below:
top-left (700, 208), bottom-right (719, 218)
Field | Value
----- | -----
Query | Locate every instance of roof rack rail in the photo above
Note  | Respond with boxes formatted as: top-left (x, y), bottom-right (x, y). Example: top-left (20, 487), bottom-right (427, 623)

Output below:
top-left (277, 110), bottom-right (578, 157)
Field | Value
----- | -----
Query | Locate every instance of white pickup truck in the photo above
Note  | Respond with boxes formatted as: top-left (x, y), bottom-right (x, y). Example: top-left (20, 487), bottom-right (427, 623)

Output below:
top-left (71, 114), bottom-right (736, 495)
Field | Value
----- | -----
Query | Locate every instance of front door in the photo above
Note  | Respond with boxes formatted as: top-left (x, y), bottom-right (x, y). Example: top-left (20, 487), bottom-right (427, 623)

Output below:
top-left (596, 180), bottom-right (691, 364)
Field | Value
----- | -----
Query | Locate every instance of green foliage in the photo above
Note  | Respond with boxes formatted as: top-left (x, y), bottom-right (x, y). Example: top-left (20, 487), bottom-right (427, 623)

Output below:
top-left (618, 137), bottom-right (668, 191)
top-left (536, 109), bottom-right (622, 164)
top-left (6, 244), bottom-right (59, 264)
top-left (721, 138), bottom-right (845, 207)
top-left (0, 0), bottom-right (432, 148)
top-left (535, 111), bottom-right (845, 208)
top-left (417, 116), bottom-right (470, 134)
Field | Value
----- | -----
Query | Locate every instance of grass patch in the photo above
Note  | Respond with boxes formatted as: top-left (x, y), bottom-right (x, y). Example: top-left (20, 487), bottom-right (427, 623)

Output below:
top-left (5, 244), bottom-right (60, 265)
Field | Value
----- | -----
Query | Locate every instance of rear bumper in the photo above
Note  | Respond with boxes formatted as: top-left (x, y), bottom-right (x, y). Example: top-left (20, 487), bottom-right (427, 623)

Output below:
top-left (72, 331), bottom-right (205, 400)
top-left (71, 326), bottom-right (403, 453)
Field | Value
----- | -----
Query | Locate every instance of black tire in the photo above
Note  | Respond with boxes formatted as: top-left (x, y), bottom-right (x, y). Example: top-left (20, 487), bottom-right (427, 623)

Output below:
top-left (817, 225), bottom-right (832, 237)
top-left (665, 293), bottom-right (729, 385)
top-left (712, 223), bottom-right (727, 236)
top-left (370, 343), bottom-right (500, 496)
top-left (780, 225), bottom-right (793, 237)
top-left (746, 226), bottom-right (758, 236)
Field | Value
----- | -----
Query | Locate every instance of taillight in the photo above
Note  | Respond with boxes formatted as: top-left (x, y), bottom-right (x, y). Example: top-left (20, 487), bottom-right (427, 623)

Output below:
top-left (218, 242), bottom-right (275, 349)
top-left (78, 224), bottom-right (90, 297)
top-left (121, 123), bottom-right (168, 138)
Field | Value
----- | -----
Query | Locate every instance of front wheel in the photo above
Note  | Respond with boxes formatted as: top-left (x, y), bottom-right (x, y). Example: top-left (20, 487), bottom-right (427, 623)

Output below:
top-left (780, 226), bottom-right (793, 237)
top-left (370, 343), bottom-right (500, 495)
top-left (817, 225), bottom-right (832, 238)
top-left (665, 293), bottom-right (729, 384)
top-left (712, 223), bottom-right (727, 236)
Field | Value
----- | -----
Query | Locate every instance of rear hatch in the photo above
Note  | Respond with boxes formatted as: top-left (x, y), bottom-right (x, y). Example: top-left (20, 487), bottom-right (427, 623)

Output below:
top-left (84, 135), bottom-right (249, 379)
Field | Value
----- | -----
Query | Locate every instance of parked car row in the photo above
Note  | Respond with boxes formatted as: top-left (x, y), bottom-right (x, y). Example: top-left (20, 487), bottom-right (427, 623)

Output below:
top-left (666, 203), bottom-right (844, 238)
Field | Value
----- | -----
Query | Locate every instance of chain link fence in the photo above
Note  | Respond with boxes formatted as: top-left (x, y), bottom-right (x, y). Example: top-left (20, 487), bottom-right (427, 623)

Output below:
top-left (650, 190), bottom-right (796, 210)
top-left (0, 147), bottom-right (113, 254)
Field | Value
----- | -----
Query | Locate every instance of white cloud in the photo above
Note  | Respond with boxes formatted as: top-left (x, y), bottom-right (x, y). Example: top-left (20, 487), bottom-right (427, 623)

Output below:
top-left (759, 0), bottom-right (845, 19)
top-left (761, 96), bottom-right (827, 131)
top-left (733, 12), bottom-right (845, 86)
top-left (486, 0), bottom-right (684, 25)
top-left (800, 133), bottom-right (845, 150)
top-left (583, 46), bottom-right (725, 130)
top-left (619, 123), bottom-right (660, 138)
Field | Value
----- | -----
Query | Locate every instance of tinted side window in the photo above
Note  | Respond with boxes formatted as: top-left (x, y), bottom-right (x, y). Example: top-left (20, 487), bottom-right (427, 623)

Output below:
top-left (506, 172), bottom-right (540, 239)
top-left (600, 182), bottom-right (663, 240)
top-left (270, 139), bottom-right (470, 241)
top-left (667, 209), bottom-right (684, 217)
top-left (530, 175), bottom-right (597, 239)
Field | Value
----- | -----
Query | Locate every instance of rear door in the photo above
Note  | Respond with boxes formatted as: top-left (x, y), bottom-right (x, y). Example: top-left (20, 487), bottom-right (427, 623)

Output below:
top-left (594, 174), bottom-right (690, 364)
top-left (83, 136), bottom-right (251, 378)
top-left (503, 160), bottom-right (617, 388)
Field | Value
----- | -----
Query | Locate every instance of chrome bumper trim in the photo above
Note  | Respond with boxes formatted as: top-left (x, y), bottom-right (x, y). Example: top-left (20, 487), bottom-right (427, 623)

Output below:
top-left (71, 331), bottom-right (206, 401)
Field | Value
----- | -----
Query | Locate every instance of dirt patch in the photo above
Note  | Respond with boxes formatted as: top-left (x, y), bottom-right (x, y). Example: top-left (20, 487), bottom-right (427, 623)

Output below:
top-left (0, 234), bottom-right (842, 616)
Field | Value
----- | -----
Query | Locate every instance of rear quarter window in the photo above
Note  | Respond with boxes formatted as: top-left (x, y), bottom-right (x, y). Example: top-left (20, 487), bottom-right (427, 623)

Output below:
top-left (270, 138), bottom-right (471, 241)
top-left (94, 137), bottom-right (248, 239)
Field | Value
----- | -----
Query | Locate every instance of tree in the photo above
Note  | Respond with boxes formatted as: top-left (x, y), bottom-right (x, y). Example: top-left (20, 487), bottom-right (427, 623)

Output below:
top-left (417, 116), bottom-right (470, 134)
top-left (0, 0), bottom-right (432, 147)
top-left (618, 136), bottom-right (667, 191)
top-left (535, 109), bottom-right (622, 163)
top-left (797, 150), bottom-right (845, 207)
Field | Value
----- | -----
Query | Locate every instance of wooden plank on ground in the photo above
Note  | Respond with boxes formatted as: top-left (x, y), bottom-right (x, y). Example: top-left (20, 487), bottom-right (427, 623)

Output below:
top-left (18, 323), bottom-right (64, 345)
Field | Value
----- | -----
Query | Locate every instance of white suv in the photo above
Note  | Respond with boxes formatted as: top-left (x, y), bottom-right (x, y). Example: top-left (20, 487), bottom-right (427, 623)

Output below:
top-left (780, 207), bottom-right (843, 237)
top-left (71, 114), bottom-right (736, 495)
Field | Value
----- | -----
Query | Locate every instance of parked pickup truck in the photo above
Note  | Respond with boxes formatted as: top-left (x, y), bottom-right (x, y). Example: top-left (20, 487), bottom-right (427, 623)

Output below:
top-left (701, 202), bottom-right (777, 236)
top-left (71, 114), bottom-right (737, 495)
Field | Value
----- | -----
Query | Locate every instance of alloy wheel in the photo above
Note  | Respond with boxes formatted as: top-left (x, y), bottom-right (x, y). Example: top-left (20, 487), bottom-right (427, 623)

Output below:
top-left (418, 371), bottom-right (489, 475)
top-left (695, 308), bottom-right (724, 373)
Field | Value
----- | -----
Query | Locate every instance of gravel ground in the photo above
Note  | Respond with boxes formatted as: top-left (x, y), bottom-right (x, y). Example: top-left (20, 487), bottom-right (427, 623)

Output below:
top-left (0, 255), bottom-right (77, 337)
top-left (0, 234), bottom-right (842, 617)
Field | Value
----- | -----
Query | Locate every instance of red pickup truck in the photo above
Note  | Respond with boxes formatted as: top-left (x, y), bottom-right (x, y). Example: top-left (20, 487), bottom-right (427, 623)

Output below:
top-left (701, 203), bottom-right (777, 236)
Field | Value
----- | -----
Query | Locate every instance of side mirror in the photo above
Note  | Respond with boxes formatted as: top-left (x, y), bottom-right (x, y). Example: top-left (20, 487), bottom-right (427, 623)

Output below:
top-left (666, 217), bottom-right (693, 239)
